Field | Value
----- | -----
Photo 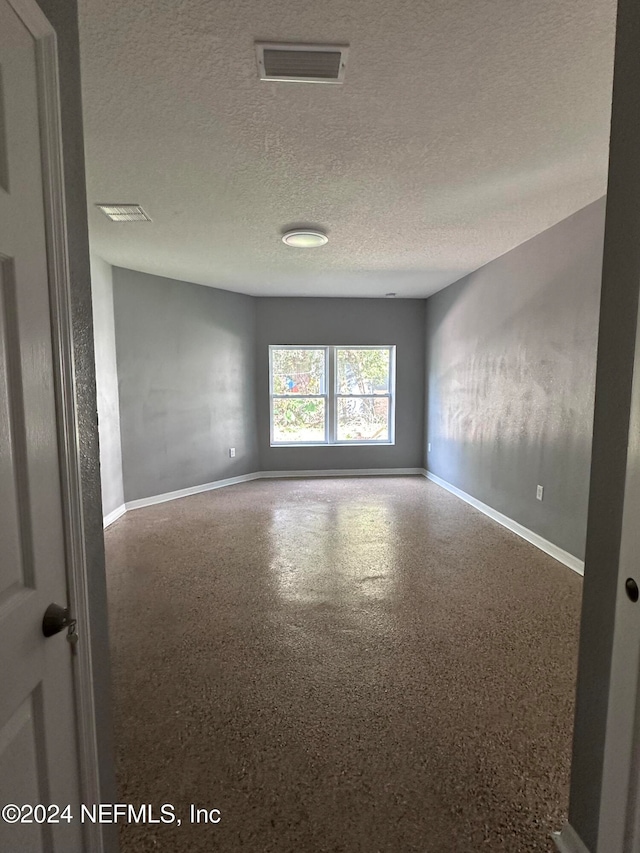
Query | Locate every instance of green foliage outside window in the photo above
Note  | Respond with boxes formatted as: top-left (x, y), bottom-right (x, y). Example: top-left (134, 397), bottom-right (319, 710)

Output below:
top-left (272, 349), bottom-right (326, 441)
top-left (271, 346), bottom-right (393, 443)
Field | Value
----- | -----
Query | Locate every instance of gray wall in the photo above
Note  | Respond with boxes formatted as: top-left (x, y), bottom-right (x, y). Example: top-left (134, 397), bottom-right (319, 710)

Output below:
top-left (35, 0), bottom-right (117, 841)
top-left (425, 197), bottom-right (606, 560)
top-left (113, 268), bottom-right (259, 502)
top-left (256, 298), bottom-right (426, 472)
top-left (90, 255), bottom-right (124, 516)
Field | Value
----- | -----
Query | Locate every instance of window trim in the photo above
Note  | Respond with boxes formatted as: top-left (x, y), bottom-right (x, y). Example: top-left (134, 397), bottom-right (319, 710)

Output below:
top-left (269, 345), bottom-right (396, 447)
top-left (269, 346), bottom-right (329, 446)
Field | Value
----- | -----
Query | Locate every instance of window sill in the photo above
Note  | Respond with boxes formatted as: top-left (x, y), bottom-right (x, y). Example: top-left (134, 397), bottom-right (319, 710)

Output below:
top-left (270, 441), bottom-right (396, 448)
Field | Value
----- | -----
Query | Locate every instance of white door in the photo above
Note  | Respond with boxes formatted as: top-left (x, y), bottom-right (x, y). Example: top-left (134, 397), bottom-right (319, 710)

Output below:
top-left (0, 1), bottom-right (84, 850)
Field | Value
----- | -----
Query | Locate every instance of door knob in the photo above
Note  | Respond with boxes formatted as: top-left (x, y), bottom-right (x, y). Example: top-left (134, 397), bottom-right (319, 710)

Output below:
top-left (42, 603), bottom-right (74, 637)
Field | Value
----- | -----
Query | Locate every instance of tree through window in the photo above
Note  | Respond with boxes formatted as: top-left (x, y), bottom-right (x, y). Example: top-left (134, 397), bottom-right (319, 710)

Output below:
top-left (269, 346), bottom-right (395, 445)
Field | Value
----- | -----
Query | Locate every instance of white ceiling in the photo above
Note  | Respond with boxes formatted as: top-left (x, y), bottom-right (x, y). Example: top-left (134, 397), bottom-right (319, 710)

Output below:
top-left (78, 0), bottom-right (616, 299)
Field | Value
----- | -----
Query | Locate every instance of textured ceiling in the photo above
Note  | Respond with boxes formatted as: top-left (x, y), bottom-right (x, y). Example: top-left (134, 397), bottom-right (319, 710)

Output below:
top-left (78, 0), bottom-right (616, 298)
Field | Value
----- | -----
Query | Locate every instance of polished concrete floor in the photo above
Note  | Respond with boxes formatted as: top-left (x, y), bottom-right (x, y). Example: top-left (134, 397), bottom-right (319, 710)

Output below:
top-left (105, 476), bottom-right (582, 852)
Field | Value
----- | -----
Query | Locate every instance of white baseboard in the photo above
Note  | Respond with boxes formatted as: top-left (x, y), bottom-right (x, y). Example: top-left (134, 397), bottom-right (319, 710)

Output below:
top-left (124, 472), bottom-right (262, 511)
top-left (552, 824), bottom-right (591, 853)
top-left (260, 467), bottom-right (424, 479)
top-left (109, 468), bottom-right (424, 519)
top-left (424, 471), bottom-right (585, 576)
top-left (103, 504), bottom-right (126, 529)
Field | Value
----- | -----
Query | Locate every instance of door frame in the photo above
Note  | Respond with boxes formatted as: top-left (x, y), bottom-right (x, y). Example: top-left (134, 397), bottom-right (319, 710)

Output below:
top-left (7, 1), bottom-right (105, 850)
top-left (595, 328), bottom-right (640, 847)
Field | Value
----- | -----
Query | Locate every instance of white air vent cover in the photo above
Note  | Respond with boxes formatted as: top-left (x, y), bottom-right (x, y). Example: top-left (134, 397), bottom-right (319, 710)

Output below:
top-left (96, 204), bottom-right (152, 222)
top-left (256, 43), bottom-right (348, 84)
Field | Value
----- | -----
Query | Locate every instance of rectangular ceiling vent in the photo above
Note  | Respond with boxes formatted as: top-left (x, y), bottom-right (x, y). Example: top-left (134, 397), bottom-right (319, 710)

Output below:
top-left (255, 43), bottom-right (348, 84)
top-left (96, 203), bottom-right (152, 222)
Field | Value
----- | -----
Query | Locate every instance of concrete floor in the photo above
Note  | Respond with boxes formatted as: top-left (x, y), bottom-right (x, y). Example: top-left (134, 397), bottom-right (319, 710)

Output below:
top-left (105, 476), bottom-right (582, 853)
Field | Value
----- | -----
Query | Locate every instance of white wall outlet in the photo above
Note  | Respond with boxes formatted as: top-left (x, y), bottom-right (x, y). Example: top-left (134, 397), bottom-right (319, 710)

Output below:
top-left (428, 443), bottom-right (431, 452)
top-left (229, 447), bottom-right (236, 458)
top-left (536, 484), bottom-right (544, 501)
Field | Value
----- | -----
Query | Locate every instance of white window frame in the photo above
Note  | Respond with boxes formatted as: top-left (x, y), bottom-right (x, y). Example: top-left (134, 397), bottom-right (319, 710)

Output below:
top-left (269, 345), bottom-right (329, 446)
top-left (269, 345), bottom-right (396, 447)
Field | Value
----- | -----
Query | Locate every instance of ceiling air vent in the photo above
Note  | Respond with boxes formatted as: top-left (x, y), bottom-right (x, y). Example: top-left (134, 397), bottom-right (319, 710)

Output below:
top-left (255, 43), bottom-right (348, 84)
top-left (96, 204), bottom-right (152, 222)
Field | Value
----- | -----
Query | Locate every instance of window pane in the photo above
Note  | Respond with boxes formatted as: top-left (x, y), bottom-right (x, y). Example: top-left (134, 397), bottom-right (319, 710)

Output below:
top-left (337, 397), bottom-right (389, 441)
top-left (272, 348), bottom-right (325, 395)
top-left (337, 348), bottom-right (390, 394)
top-left (272, 398), bottom-right (326, 443)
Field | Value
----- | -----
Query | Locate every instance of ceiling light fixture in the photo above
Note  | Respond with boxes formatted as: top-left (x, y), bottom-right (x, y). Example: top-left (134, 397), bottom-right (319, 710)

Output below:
top-left (96, 203), bottom-right (152, 222)
top-left (281, 229), bottom-right (328, 248)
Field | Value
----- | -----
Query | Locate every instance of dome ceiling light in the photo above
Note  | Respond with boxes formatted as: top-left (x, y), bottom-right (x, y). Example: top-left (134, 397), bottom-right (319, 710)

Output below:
top-left (281, 229), bottom-right (328, 248)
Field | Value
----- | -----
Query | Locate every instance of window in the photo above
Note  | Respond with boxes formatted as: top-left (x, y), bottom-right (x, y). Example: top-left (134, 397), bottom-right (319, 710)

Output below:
top-left (269, 346), bottom-right (395, 446)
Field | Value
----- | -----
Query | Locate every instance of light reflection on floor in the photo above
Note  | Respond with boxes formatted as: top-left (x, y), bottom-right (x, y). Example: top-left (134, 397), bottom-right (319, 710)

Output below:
top-left (267, 497), bottom-right (395, 604)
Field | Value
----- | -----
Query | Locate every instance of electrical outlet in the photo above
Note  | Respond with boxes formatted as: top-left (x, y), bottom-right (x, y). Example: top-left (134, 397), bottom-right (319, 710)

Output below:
top-left (229, 447), bottom-right (236, 458)
top-left (428, 443), bottom-right (431, 452)
top-left (536, 484), bottom-right (544, 501)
